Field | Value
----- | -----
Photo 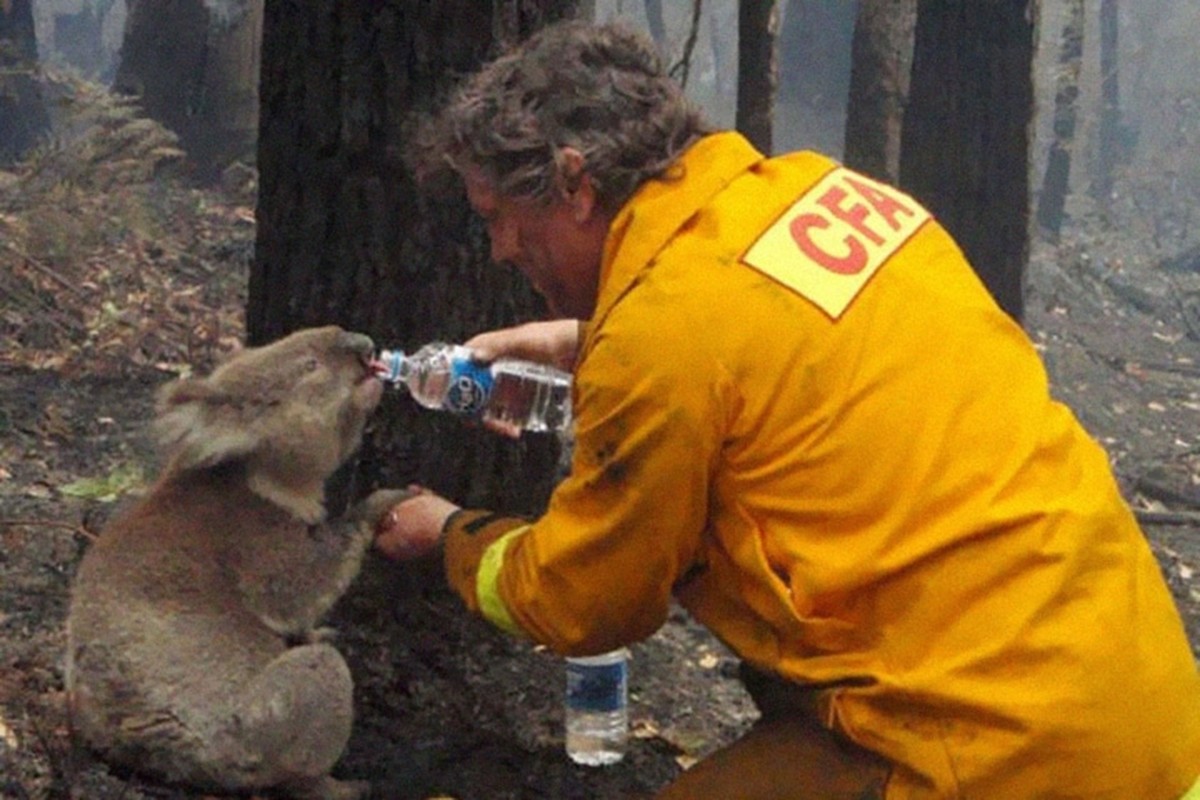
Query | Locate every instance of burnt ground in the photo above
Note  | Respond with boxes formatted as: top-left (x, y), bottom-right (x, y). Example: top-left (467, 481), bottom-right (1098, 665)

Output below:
top-left (3, 232), bottom-right (1200, 800)
top-left (2, 85), bottom-right (1200, 800)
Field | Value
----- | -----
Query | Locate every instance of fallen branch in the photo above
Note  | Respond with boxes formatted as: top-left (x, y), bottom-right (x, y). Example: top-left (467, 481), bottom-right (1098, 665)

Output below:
top-left (1135, 476), bottom-right (1200, 510)
top-left (2, 240), bottom-right (84, 298)
top-left (0, 518), bottom-right (98, 541)
top-left (1134, 508), bottom-right (1200, 526)
top-left (1131, 360), bottom-right (1200, 379)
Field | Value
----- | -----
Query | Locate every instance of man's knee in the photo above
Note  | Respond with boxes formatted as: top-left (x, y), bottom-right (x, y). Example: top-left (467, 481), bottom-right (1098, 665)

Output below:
top-left (656, 717), bottom-right (889, 800)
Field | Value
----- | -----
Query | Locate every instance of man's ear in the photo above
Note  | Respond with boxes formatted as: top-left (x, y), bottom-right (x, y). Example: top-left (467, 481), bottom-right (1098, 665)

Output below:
top-left (557, 146), bottom-right (597, 223)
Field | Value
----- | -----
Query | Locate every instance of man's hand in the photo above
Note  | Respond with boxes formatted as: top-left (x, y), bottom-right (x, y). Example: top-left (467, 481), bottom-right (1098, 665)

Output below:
top-left (464, 319), bottom-right (584, 372)
top-left (373, 488), bottom-right (461, 561)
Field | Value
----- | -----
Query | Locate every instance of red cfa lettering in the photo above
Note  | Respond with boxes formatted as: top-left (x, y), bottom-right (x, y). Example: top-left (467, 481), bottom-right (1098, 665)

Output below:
top-left (788, 173), bottom-right (919, 275)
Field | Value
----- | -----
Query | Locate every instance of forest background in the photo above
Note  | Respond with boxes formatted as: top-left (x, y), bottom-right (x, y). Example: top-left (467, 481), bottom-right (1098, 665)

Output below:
top-left (2, 1), bottom-right (1200, 798)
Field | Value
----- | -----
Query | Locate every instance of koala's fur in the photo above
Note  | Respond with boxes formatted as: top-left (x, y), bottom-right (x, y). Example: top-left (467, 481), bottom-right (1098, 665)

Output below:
top-left (66, 326), bottom-right (408, 800)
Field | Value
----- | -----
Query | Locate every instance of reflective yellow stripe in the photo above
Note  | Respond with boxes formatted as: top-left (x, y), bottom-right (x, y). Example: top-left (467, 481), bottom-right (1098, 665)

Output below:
top-left (476, 525), bottom-right (530, 636)
top-left (1182, 775), bottom-right (1200, 800)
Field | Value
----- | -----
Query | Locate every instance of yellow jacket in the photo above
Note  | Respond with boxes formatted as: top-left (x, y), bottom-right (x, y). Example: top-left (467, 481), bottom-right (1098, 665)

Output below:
top-left (444, 132), bottom-right (1200, 798)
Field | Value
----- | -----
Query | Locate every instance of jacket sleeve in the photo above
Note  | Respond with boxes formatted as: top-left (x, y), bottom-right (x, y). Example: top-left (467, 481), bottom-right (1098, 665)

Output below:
top-left (443, 510), bottom-right (531, 636)
top-left (451, 306), bottom-right (727, 657)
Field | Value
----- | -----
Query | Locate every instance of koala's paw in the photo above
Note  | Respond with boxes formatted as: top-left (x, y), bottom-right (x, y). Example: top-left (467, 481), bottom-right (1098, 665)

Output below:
top-left (288, 626), bottom-right (338, 646)
top-left (352, 488), bottom-right (418, 530)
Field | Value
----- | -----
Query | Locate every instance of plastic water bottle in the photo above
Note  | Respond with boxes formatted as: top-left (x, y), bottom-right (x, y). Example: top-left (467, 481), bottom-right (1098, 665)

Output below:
top-left (564, 648), bottom-right (630, 766)
top-left (375, 343), bottom-right (572, 433)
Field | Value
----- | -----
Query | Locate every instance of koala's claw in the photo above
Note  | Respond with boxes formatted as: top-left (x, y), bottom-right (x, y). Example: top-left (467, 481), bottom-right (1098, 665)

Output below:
top-left (354, 488), bottom-right (419, 529)
top-left (303, 626), bottom-right (339, 644)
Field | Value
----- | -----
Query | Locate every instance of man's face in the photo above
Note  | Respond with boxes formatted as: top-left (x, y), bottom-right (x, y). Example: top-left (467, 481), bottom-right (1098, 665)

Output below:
top-left (463, 166), bottom-right (609, 320)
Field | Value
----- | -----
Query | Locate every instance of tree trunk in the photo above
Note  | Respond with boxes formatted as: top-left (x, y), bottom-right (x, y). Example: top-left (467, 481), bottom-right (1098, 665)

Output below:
top-left (250, 0), bottom-right (577, 518)
top-left (0, 0), bottom-right (49, 166)
top-left (1092, 0), bottom-right (1120, 214)
top-left (736, 0), bottom-right (779, 154)
top-left (1034, 0), bottom-right (1083, 242)
top-left (643, 0), bottom-right (665, 50)
top-left (899, 0), bottom-right (1034, 324)
top-left (114, 0), bottom-right (261, 180)
top-left (842, 0), bottom-right (916, 183)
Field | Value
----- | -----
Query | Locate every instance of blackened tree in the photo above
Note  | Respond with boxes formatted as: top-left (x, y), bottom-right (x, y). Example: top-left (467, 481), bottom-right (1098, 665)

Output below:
top-left (842, 0), bottom-right (916, 183)
top-left (900, 0), bottom-right (1035, 323)
top-left (250, 1), bottom-right (581, 519)
top-left (0, 0), bottom-right (49, 166)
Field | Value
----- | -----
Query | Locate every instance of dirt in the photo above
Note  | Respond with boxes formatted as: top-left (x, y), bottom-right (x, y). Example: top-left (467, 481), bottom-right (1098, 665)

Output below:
top-left (2, 81), bottom-right (1200, 800)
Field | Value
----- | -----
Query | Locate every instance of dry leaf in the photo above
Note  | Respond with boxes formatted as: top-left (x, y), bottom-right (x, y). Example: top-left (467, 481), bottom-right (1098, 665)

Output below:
top-left (674, 754), bottom-right (699, 770)
top-left (0, 715), bottom-right (18, 749)
top-left (631, 717), bottom-right (661, 739)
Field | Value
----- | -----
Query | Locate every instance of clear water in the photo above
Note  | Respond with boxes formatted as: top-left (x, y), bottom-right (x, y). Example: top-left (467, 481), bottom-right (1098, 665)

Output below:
top-left (484, 360), bottom-right (572, 433)
top-left (565, 709), bottom-right (628, 766)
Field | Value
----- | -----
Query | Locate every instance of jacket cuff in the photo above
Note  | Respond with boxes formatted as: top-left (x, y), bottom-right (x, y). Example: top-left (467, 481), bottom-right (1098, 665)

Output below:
top-left (442, 509), bottom-right (530, 614)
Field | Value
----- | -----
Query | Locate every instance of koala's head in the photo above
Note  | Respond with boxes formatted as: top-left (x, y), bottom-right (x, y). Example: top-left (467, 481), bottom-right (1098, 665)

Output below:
top-left (154, 326), bottom-right (384, 520)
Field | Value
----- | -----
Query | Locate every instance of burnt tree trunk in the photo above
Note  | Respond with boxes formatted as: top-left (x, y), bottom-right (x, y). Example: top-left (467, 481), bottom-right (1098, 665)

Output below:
top-left (842, 0), bottom-right (916, 183)
top-left (644, 0), bottom-right (666, 50)
top-left (250, 1), bottom-right (577, 517)
top-left (900, 0), bottom-right (1034, 323)
top-left (114, 0), bottom-right (261, 179)
top-left (0, 0), bottom-right (49, 165)
top-left (1035, 0), bottom-right (1083, 241)
top-left (736, 0), bottom-right (779, 154)
top-left (1093, 0), bottom-right (1120, 215)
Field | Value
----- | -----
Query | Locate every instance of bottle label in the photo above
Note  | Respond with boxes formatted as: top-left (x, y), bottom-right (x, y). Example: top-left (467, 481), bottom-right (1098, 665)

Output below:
top-left (566, 659), bottom-right (627, 714)
top-left (445, 357), bottom-right (494, 416)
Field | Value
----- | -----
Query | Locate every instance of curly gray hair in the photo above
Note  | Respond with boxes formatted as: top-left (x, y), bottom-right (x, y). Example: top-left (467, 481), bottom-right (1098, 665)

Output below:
top-left (417, 20), bottom-right (712, 212)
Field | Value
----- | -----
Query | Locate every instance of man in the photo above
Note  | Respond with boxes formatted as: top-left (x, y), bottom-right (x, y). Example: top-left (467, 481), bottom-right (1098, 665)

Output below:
top-left (375, 20), bottom-right (1200, 799)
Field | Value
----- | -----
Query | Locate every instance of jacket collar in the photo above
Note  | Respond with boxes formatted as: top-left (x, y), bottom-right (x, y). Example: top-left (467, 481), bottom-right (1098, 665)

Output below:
top-left (583, 132), bottom-right (765, 351)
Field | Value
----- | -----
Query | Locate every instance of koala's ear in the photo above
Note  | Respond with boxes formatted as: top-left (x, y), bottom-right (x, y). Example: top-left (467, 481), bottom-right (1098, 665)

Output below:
top-left (154, 376), bottom-right (258, 471)
top-left (156, 375), bottom-right (222, 409)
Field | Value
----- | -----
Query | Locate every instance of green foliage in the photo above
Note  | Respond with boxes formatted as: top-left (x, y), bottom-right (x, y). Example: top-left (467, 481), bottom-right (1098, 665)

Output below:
top-left (60, 462), bottom-right (145, 502)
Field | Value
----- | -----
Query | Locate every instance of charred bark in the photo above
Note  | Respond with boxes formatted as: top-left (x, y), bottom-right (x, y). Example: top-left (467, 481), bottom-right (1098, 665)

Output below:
top-left (1035, 0), bottom-right (1083, 241)
top-left (736, 0), bottom-right (779, 154)
top-left (842, 0), bottom-right (916, 183)
top-left (1093, 0), bottom-right (1121, 214)
top-left (114, 0), bottom-right (262, 180)
top-left (900, 0), bottom-right (1034, 323)
top-left (0, 0), bottom-right (49, 165)
top-left (250, 1), bottom-right (577, 516)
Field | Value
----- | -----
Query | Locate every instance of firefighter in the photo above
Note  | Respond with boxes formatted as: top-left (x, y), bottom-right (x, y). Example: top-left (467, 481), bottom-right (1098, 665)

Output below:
top-left (375, 19), bottom-right (1200, 799)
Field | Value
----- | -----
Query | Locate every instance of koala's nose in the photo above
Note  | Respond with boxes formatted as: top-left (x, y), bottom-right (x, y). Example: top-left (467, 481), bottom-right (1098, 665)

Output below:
top-left (339, 331), bottom-right (376, 360)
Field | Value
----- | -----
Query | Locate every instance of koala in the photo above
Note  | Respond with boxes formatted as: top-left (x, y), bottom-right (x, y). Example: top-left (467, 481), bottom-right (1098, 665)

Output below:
top-left (66, 326), bottom-right (409, 800)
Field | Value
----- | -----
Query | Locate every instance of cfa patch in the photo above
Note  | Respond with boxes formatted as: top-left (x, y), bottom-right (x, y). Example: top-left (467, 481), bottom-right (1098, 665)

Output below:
top-left (742, 166), bottom-right (931, 319)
